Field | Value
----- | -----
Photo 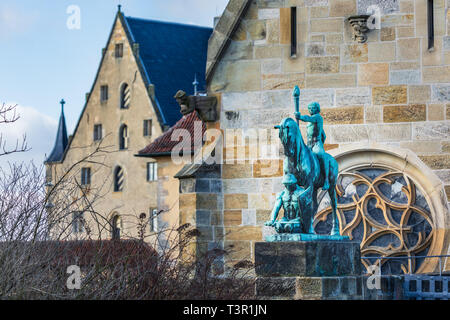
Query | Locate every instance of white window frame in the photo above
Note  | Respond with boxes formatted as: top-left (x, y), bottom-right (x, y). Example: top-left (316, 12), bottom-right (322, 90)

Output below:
top-left (150, 208), bottom-right (158, 233)
top-left (147, 162), bottom-right (158, 182)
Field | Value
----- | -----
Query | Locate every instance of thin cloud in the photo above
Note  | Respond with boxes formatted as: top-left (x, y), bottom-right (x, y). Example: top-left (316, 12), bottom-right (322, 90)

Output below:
top-left (0, 4), bottom-right (39, 39)
top-left (0, 103), bottom-right (57, 166)
top-left (153, 0), bottom-right (228, 27)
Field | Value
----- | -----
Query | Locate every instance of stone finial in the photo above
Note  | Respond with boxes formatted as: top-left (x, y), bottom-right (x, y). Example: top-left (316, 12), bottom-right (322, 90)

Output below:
top-left (348, 15), bottom-right (371, 43)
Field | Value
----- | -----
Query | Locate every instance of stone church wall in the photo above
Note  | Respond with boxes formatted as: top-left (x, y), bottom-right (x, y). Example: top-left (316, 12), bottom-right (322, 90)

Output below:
top-left (199, 0), bottom-right (450, 272)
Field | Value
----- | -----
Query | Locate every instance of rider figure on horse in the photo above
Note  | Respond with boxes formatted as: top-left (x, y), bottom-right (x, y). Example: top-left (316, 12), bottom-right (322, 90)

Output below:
top-left (294, 102), bottom-right (331, 190)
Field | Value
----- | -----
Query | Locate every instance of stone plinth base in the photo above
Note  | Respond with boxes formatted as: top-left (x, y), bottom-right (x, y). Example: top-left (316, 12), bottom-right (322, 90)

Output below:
top-left (255, 240), bottom-right (363, 300)
top-left (255, 241), bottom-right (361, 277)
top-left (256, 276), bottom-right (363, 300)
top-left (255, 275), bottom-right (405, 300)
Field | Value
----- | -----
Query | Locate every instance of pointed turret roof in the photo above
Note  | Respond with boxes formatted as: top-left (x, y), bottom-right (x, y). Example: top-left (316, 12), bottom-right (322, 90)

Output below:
top-left (46, 99), bottom-right (68, 164)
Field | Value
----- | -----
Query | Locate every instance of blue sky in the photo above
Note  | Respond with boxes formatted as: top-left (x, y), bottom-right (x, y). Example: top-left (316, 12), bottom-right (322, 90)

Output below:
top-left (0, 0), bottom-right (228, 165)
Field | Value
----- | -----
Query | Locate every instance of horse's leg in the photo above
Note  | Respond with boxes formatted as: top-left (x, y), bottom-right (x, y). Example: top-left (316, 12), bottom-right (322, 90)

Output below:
top-left (308, 188), bottom-right (318, 234)
top-left (322, 156), bottom-right (330, 190)
top-left (329, 186), bottom-right (340, 236)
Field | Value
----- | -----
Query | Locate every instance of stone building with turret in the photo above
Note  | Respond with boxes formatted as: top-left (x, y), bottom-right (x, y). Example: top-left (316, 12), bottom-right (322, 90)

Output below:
top-left (46, 1), bottom-right (450, 277)
top-left (45, 7), bottom-right (212, 241)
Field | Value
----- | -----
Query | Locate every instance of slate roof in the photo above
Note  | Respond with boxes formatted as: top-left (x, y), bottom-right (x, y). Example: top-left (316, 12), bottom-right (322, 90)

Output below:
top-left (45, 104), bottom-right (68, 163)
top-left (46, 11), bottom-right (212, 165)
top-left (124, 17), bottom-right (213, 127)
top-left (137, 112), bottom-right (205, 157)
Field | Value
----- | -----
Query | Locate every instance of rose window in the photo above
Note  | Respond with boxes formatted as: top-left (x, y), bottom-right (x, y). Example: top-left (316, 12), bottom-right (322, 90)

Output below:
top-left (315, 167), bottom-right (435, 275)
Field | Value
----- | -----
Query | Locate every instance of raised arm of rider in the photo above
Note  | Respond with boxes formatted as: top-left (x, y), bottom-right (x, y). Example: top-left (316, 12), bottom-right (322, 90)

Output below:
top-left (297, 114), bottom-right (319, 123)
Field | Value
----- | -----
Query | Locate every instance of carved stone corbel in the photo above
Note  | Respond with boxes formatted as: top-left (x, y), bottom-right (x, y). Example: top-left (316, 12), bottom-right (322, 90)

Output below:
top-left (348, 15), bottom-right (371, 43)
top-left (174, 90), bottom-right (218, 122)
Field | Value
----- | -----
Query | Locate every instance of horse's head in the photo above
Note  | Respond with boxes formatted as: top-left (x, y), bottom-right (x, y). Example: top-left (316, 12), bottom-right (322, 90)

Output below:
top-left (275, 118), bottom-right (302, 157)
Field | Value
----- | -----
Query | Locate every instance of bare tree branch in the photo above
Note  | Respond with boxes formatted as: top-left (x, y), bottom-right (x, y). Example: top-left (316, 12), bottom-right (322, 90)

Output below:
top-left (0, 103), bottom-right (30, 157)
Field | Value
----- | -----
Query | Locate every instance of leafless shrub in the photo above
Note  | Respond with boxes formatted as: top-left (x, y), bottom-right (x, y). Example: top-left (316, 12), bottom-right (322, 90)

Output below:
top-left (0, 146), bottom-right (256, 300)
top-left (0, 104), bottom-right (29, 157)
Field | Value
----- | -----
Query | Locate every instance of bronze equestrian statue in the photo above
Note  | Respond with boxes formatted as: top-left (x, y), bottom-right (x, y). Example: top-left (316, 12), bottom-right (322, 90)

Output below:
top-left (265, 86), bottom-right (345, 240)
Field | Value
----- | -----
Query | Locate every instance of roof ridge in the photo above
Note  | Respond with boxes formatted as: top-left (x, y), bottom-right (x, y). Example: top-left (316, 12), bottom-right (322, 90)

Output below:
top-left (206, 0), bottom-right (252, 82)
top-left (125, 16), bottom-right (213, 30)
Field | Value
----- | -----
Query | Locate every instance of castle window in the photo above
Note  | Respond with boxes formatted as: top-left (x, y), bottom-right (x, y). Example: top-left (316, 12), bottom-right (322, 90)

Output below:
top-left (120, 83), bottom-right (130, 109)
top-left (149, 208), bottom-right (158, 233)
top-left (147, 162), bottom-right (158, 182)
top-left (119, 124), bottom-right (128, 150)
top-left (115, 43), bottom-right (124, 58)
top-left (81, 168), bottom-right (91, 186)
top-left (143, 119), bottom-right (152, 136)
top-left (93, 124), bottom-right (102, 141)
top-left (290, 7), bottom-right (297, 57)
top-left (114, 166), bottom-right (124, 192)
top-left (72, 211), bottom-right (84, 234)
top-left (111, 214), bottom-right (121, 240)
top-left (100, 85), bottom-right (108, 102)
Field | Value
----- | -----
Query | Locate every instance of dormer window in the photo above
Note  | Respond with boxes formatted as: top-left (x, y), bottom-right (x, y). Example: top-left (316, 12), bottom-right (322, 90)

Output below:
top-left (120, 83), bottom-right (130, 109)
top-left (115, 43), bottom-right (124, 58)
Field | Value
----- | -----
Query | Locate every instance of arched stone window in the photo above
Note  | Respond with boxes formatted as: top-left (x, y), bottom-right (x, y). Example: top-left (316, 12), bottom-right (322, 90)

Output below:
top-left (111, 214), bottom-right (122, 240)
top-left (314, 145), bottom-right (449, 275)
top-left (119, 124), bottom-right (128, 150)
top-left (120, 83), bottom-right (130, 109)
top-left (114, 166), bottom-right (124, 192)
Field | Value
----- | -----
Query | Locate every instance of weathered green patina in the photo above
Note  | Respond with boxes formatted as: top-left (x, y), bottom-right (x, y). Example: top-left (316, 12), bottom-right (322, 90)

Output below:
top-left (265, 86), bottom-right (349, 241)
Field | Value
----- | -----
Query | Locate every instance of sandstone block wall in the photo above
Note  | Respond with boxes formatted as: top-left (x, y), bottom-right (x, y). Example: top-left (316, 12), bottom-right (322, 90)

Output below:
top-left (46, 16), bottom-right (165, 241)
top-left (200, 0), bottom-right (450, 270)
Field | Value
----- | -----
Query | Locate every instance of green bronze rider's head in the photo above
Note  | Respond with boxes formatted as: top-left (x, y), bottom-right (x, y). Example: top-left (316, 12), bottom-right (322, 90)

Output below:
top-left (308, 102), bottom-right (321, 115)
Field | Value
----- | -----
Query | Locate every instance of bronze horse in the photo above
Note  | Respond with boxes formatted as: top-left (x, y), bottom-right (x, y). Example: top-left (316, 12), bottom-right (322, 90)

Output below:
top-left (276, 117), bottom-right (340, 235)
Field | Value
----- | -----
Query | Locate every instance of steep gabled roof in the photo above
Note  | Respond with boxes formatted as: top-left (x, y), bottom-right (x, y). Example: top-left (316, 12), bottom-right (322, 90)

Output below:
top-left (48, 9), bottom-right (212, 164)
top-left (137, 112), bottom-right (206, 157)
top-left (206, 0), bottom-right (252, 82)
top-left (123, 16), bottom-right (213, 127)
top-left (45, 101), bottom-right (68, 164)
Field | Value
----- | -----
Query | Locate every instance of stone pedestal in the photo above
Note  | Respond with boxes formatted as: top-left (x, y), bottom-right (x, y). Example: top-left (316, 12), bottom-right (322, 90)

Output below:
top-left (254, 241), bottom-right (363, 300)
